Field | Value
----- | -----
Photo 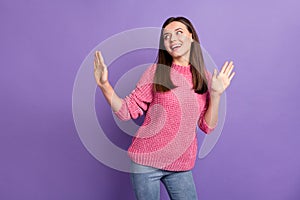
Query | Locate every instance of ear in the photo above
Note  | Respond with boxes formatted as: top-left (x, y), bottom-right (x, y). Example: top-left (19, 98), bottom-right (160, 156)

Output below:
top-left (189, 33), bottom-right (193, 42)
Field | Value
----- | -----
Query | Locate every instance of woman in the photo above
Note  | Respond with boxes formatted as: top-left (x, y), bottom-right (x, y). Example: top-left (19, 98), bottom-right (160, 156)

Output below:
top-left (94, 16), bottom-right (235, 200)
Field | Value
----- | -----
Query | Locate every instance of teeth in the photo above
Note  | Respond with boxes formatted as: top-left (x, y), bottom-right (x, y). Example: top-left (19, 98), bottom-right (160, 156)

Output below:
top-left (171, 44), bottom-right (182, 50)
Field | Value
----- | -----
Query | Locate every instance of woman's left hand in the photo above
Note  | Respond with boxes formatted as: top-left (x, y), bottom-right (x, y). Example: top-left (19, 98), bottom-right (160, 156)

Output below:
top-left (211, 61), bottom-right (235, 96)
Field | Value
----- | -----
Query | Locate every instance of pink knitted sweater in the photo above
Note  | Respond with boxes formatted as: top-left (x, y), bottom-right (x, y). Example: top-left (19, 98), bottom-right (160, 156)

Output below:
top-left (114, 63), bottom-right (216, 171)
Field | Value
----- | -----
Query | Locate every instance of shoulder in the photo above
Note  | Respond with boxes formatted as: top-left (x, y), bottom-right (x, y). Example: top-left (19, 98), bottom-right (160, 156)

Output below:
top-left (145, 63), bottom-right (158, 74)
top-left (137, 64), bottom-right (157, 85)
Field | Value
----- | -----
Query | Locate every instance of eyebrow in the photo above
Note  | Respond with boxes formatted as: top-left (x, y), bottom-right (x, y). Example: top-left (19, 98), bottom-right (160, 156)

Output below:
top-left (163, 28), bottom-right (183, 35)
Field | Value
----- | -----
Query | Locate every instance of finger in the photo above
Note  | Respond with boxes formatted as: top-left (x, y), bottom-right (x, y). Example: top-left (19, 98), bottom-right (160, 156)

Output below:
top-left (226, 64), bottom-right (234, 77)
top-left (99, 51), bottom-right (105, 64)
top-left (103, 65), bottom-right (107, 71)
top-left (224, 61), bottom-right (233, 75)
top-left (220, 61), bottom-right (228, 74)
top-left (95, 51), bottom-right (100, 66)
top-left (97, 51), bottom-right (105, 66)
top-left (228, 71), bottom-right (235, 81)
top-left (94, 60), bottom-right (100, 71)
top-left (96, 51), bottom-right (100, 62)
top-left (213, 68), bottom-right (218, 79)
top-left (95, 52), bottom-right (100, 67)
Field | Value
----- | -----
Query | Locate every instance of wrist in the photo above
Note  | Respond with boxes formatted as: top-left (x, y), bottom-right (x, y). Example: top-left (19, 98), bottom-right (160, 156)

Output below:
top-left (210, 90), bottom-right (222, 99)
top-left (98, 81), bottom-right (110, 90)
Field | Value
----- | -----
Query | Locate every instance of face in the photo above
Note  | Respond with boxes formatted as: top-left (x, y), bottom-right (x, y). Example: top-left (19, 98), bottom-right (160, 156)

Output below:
top-left (163, 21), bottom-right (193, 61)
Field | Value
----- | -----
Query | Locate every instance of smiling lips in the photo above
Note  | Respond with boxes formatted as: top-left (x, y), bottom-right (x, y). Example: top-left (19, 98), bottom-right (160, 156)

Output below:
top-left (171, 43), bottom-right (182, 51)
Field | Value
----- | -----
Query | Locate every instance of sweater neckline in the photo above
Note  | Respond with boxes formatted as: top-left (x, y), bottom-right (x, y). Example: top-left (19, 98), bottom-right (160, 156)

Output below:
top-left (171, 63), bottom-right (191, 75)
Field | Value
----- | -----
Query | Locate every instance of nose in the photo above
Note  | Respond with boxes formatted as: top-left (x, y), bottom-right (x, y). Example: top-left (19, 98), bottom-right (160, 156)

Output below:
top-left (170, 33), bottom-right (178, 42)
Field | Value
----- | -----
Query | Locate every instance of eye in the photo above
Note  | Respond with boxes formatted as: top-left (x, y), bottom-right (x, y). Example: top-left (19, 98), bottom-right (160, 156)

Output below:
top-left (164, 34), bottom-right (170, 40)
top-left (176, 30), bottom-right (183, 35)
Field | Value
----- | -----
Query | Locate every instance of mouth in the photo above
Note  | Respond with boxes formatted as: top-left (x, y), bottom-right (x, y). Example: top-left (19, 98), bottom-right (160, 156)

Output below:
top-left (170, 43), bottom-right (182, 51)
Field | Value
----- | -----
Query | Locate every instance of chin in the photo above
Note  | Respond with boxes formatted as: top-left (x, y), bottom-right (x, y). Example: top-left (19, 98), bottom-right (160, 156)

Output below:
top-left (170, 52), bottom-right (187, 59)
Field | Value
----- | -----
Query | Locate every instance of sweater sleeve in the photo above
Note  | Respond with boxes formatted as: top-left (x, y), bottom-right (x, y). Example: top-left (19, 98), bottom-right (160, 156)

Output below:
top-left (198, 92), bottom-right (217, 134)
top-left (114, 64), bottom-right (156, 121)
top-left (198, 71), bottom-right (217, 134)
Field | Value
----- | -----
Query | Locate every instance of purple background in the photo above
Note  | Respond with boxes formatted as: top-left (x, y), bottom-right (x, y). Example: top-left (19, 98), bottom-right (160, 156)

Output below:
top-left (1, 0), bottom-right (300, 199)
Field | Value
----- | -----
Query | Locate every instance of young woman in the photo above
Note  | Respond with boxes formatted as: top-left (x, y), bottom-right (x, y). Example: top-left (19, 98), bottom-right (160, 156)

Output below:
top-left (94, 16), bottom-right (235, 200)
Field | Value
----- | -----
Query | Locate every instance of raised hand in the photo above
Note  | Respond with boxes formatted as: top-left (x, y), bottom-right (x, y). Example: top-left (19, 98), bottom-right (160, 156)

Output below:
top-left (211, 61), bottom-right (235, 96)
top-left (94, 51), bottom-right (108, 87)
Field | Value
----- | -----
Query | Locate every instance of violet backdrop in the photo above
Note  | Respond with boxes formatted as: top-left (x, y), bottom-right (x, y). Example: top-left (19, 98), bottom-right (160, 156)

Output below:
top-left (0, 0), bottom-right (299, 199)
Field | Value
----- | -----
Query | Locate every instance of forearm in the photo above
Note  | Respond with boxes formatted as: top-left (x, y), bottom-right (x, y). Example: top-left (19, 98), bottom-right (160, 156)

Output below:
top-left (99, 82), bottom-right (123, 112)
top-left (204, 92), bottom-right (221, 128)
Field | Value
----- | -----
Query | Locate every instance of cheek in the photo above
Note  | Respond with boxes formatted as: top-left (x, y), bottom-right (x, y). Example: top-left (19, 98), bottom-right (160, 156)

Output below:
top-left (181, 37), bottom-right (192, 49)
top-left (163, 40), bottom-right (170, 50)
top-left (179, 35), bottom-right (192, 44)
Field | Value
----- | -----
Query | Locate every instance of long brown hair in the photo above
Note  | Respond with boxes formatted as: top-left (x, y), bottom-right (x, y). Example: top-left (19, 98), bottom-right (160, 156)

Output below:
top-left (153, 16), bottom-right (208, 94)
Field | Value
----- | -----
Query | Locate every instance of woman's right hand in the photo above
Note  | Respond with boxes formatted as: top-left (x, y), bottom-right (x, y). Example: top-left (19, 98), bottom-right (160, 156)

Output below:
top-left (94, 51), bottom-right (108, 87)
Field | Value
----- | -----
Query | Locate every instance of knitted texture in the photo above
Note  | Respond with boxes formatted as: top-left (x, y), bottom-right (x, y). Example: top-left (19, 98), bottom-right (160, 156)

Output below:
top-left (114, 63), bottom-right (216, 171)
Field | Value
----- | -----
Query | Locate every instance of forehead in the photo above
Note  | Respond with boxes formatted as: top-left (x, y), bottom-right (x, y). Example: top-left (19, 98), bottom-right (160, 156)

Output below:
top-left (163, 21), bottom-right (188, 33)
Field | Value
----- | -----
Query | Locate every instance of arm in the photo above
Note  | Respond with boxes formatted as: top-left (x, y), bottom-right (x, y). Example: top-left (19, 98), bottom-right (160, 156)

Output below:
top-left (99, 82), bottom-right (123, 112)
top-left (204, 93), bottom-right (221, 130)
top-left (94, 51), bottom-right (154, 120)
top-left (200, 61), bottom-right (236, 133)
top-left (94, 51), bottom-right (122, 112)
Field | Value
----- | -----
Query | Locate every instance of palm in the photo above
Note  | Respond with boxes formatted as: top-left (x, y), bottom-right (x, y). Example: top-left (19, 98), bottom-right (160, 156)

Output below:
top-left (211, 61), bottom-right (235, 95)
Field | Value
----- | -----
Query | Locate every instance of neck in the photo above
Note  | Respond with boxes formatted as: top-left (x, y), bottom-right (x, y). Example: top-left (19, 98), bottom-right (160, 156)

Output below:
top-left (172, 50), bottom-right (190, 66)
top-left (172, 57), bottom-right (190, 66)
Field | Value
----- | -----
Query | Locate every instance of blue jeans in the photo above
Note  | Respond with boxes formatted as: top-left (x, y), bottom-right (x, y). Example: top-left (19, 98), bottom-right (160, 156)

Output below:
top-left (130, 161), bottom-right (198, 200)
